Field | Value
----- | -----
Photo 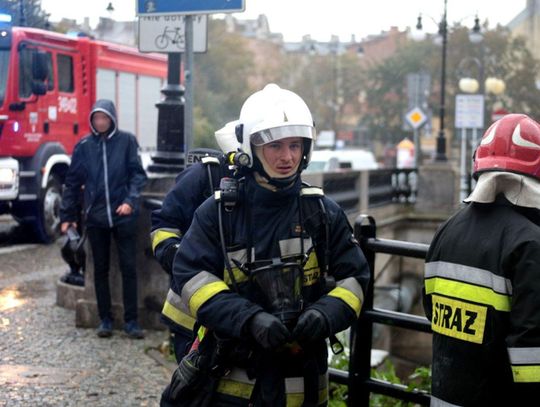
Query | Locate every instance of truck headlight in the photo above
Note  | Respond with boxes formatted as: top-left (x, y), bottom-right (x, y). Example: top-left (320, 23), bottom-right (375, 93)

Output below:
top-left (0, 168), bottom-right (16, 184)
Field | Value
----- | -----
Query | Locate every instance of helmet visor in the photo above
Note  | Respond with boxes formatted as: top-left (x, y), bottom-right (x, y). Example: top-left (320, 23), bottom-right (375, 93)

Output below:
top-left (251, 125), bottom-right (315, 146)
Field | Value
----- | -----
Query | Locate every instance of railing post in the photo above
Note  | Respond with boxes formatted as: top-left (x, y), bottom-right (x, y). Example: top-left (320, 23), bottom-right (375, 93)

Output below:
top-left (348, 215), bottom-right (377, 406)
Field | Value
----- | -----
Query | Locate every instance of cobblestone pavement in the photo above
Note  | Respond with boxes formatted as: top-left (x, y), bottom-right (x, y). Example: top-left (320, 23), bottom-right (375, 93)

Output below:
top-left (0, 240), bottom-right (174, 406)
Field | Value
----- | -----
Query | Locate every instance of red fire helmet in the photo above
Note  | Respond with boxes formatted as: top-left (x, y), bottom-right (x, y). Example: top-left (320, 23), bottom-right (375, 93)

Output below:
top-left (473, 113), bottom-right (540, 180)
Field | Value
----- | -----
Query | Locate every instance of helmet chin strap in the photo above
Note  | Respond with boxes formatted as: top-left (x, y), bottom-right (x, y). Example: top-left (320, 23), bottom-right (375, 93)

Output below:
top-left (252, 155), bottom-right (300, 189)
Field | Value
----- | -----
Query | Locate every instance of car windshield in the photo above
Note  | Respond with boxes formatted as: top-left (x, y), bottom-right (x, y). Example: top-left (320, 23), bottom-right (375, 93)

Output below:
top-left (305, 161), bottom-right (326, 173)
top-left (0, 50), bottom-right (9, 106)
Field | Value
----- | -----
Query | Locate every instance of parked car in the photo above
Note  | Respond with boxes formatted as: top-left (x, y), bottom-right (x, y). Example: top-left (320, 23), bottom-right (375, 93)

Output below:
top-left (305, 149), bottom-right (379, 173)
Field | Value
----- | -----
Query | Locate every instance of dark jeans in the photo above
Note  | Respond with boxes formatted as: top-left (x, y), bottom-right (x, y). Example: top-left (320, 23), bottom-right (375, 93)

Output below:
top-left (87, 219), bottom-right (138, 323)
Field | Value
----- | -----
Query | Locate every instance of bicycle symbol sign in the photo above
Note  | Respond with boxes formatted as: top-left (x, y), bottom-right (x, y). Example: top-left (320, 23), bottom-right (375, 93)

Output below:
top-left (155, 26), bottom-right (185, 49)
top-left (138, 14), bottom-right (208, 53)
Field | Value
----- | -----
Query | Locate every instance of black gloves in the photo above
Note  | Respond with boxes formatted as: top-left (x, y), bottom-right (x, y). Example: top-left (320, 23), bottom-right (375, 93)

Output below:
top-left (292, 308), bottom-right (330, 343)
top-left (161, 243), bottom-right (180, 274)
top-left (248, 312), bottom-right (291, 349)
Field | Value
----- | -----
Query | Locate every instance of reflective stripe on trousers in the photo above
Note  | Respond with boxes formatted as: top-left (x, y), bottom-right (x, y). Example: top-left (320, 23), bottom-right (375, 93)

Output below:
top-left (216, 367), bottom-right (329, 406)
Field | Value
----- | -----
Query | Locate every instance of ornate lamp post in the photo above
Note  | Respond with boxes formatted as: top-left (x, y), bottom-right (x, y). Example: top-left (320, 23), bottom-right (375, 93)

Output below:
top-left (414, 0), bottom-right (449, 161)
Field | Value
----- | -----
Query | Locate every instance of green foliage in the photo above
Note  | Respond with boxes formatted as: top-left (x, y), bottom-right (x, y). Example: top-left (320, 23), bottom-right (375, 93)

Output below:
top-left (328, 347), bottom-right (431, 407)
top-left (192, 106), bottom-right (218, 149)
top-left (370, 360), bottom-right (431, 407)
top-left (0, 0), bottom-right (50, 28)
top-left (194, 18), bottom-right (255, 134)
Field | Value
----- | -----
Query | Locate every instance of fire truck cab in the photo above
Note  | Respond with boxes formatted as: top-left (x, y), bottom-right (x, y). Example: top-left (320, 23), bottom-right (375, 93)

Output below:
top-left (0, 23), bottom-right (167, 242)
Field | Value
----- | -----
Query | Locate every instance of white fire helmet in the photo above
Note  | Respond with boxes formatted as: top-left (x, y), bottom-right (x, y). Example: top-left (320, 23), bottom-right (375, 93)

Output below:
top-left (237, 84), bottom-right (315, 171)
top-left (215, 120), bottom-right (241, 155)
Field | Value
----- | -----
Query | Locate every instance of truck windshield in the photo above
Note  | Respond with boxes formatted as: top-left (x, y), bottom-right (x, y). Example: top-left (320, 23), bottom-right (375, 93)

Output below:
top-left (0, 50), bottom-right (9, 106)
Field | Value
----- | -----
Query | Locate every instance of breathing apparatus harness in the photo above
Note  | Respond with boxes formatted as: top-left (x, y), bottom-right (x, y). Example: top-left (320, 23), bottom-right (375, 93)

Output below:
top-left (214, 175), bottom-right (335, 325)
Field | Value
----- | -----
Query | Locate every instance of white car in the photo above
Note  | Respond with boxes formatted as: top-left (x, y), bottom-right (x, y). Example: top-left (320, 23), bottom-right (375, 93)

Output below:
top-left (305, 149), bottom-right (379, 173)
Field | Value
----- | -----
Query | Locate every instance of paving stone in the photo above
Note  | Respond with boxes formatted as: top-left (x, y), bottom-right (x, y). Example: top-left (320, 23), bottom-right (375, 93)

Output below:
top-left (0, 243), bottom-right (173, 406)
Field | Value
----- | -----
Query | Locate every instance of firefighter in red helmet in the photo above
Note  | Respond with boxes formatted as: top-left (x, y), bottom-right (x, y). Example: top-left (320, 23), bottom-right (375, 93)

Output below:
top-left (423, 113), bottom-right (540, 406)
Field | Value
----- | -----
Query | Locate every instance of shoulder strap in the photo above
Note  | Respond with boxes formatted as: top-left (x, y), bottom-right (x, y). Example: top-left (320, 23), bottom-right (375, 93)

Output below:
top-left (300, 184), bottom-right (331, 278)
top-left (202, 156), bottom-right (226, 198)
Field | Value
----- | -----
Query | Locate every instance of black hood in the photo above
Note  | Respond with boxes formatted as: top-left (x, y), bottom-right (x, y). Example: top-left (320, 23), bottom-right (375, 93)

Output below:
top-left (89, 99), bottom-right (118, 138)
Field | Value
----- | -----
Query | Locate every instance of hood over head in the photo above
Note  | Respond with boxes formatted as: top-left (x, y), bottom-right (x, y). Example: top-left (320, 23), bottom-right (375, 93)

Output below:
top-left (89, 99), bottom-right (118, 138)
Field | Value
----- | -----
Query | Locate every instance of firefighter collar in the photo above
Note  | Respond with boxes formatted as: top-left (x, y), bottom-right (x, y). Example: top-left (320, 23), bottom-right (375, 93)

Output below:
top-left (464, 172), bottom-right (540, 209)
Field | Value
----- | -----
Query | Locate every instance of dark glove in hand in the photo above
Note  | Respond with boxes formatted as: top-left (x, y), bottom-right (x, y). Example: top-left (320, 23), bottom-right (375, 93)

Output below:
top-left (292, 308), bottom-right (330, 343)
top-left (248, 312), bottom-right (291, 349)
top-left (161, 243), bottom-right (180, 274)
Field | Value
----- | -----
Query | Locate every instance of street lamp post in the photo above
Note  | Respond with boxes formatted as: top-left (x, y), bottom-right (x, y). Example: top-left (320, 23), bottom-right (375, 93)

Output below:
top-left (414, 0), bottom-right (449, 161)
top-left (330, 37), bottom-right (342, 150)
top-left (435, 0), bottom-right (449, 161)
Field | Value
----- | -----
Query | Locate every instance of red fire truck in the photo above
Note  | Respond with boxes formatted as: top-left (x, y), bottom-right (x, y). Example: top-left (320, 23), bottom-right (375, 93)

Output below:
top-left (0, 25), bottom-right (167, 242)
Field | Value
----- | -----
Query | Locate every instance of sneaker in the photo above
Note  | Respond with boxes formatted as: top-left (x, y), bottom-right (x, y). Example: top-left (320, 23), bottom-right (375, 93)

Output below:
top-left (97, 318), bottom-right (113, 338)
top-left (124, 320), bottom-right (144, 339)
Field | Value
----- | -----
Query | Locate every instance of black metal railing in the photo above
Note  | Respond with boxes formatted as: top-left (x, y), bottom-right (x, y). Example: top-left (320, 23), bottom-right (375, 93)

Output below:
top-left (368, 168), bottom-right (418, 207)
top-left (328, 214), bottom-right (432, 406)
top-left (318, 168), bottom-right (418, 212)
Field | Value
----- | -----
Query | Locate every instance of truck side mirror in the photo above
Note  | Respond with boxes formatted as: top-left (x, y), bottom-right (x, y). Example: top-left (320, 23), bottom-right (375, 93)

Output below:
top-left (31, 81), bottom-right (47, 96)
top-left (32, 50), bottom-right (49, 82)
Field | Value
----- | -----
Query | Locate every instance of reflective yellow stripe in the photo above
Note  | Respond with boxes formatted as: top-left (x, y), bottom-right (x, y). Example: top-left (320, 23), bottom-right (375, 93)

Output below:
top-left (328, 286), bottom-right (362, 316)
top-left (197, 326), bottom-right (206, 341)
top-left (216, 378), bottom-right (253, 399)
top-left (425, 277), bottom-right (511, 312)
top-left (319, 387), bottom-right (328, 405)
top-left (286, 389), bottom-right (328, 407)
top-left (511, 365), bottom-right (540, 383)
top-left (223, 266), bottom-right (249, 285)
top-left (188, 281), bottom-right (229, 316)
top-left (287, 393), bottom-right (304, 407)
top-left (151, 230), bottom-right (180, 252)
top-left (161, 300), bottom-right (196, 330)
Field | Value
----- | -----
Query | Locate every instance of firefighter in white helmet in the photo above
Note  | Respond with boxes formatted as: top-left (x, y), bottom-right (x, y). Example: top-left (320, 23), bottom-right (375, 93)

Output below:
top-left (160, 84), bottom-right (370, 407)
top-left (423, 113), bottom-right (540, 406)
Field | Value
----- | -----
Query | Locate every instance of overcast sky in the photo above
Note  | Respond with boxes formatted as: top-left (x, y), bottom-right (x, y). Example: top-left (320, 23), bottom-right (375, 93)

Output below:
top-left (41, 0), bottom-right (527, 42)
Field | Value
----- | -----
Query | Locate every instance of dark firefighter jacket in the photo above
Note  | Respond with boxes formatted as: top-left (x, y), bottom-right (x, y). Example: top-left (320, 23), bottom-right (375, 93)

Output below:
top-left (60, 99), bottom-right (147, 228)
top-left (151, 154), bottom-right (232, 337)
top-left (423, 195), bottom-right (540, 407)
top-left (167, 174), bottom-right (370, 406)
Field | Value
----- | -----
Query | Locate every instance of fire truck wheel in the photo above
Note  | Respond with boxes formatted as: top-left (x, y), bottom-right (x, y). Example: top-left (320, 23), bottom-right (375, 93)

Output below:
top-left (33, 174), bottom-right (62, 243)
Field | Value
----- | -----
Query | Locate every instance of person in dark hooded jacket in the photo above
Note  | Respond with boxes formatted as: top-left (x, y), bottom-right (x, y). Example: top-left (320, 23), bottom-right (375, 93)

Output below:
top-left (60, 99), bottom-right (147, 339)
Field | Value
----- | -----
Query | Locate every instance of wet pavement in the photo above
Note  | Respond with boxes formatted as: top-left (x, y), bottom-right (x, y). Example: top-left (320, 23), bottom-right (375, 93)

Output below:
top-left (0, 216), bottom-right (174, 406)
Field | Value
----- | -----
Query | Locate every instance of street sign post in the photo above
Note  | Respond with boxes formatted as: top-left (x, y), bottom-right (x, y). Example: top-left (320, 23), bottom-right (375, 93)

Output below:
top-left (455, 94), bottom-right (485, 201)
top-left (405, 107), bottom-right (427, 168)
top-left (138, 14), bottom-right (207, 53)
top-left (140, 1), bottom-right (244, 172)
top-left (137, 0), bottom-right (245, 15)
top-left (455, 94), bottom-right (484, 129)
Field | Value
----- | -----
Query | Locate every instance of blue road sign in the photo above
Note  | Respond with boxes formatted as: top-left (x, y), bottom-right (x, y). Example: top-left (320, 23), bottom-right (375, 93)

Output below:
top-left (137, 0), bottom-right (245, 15)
